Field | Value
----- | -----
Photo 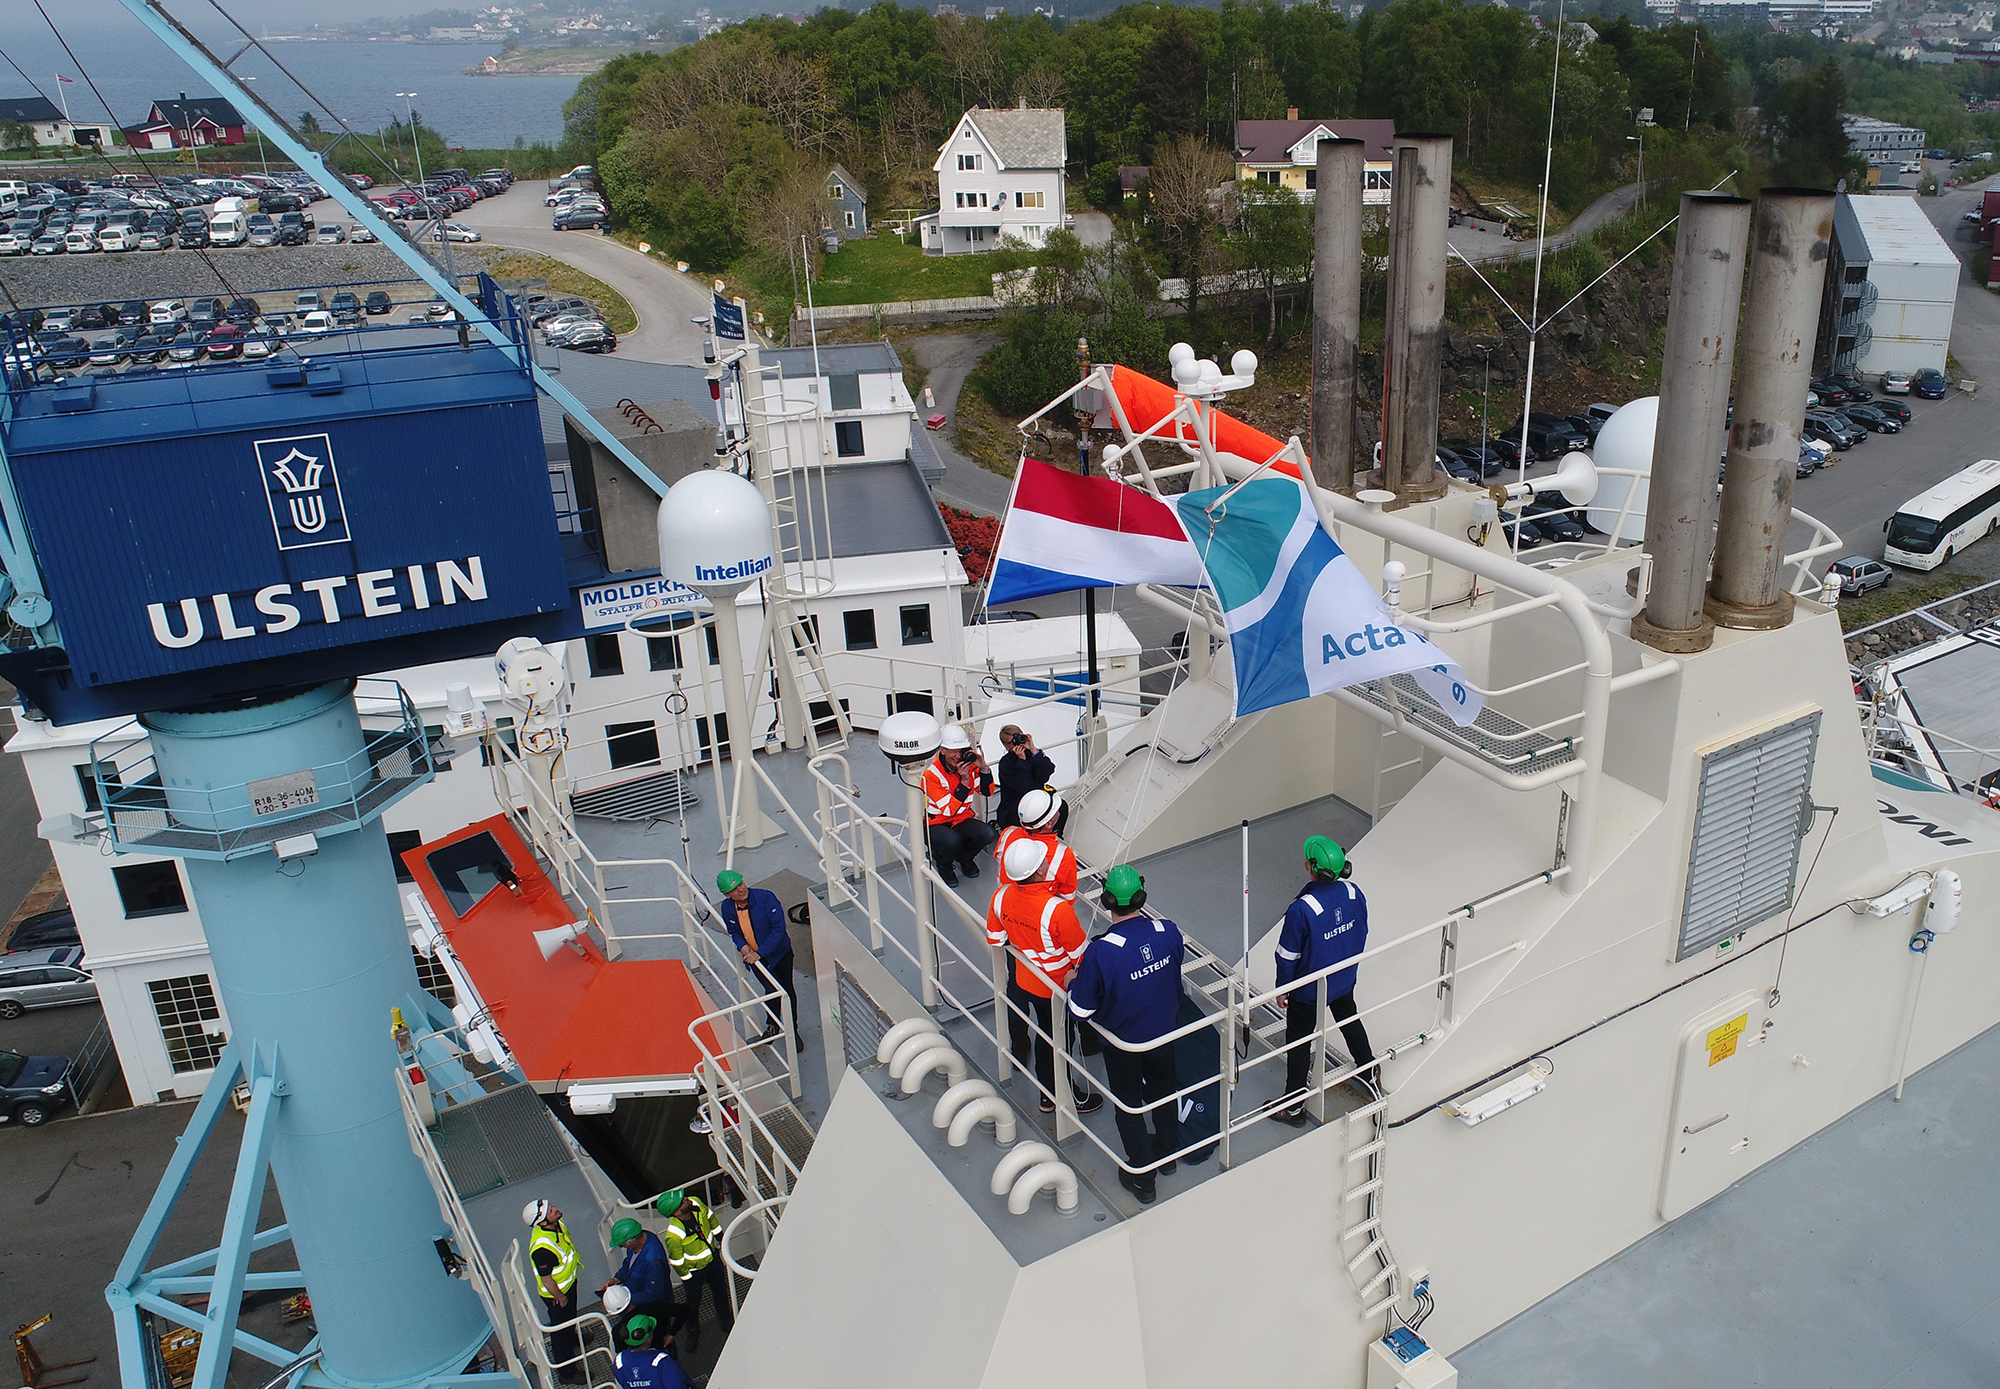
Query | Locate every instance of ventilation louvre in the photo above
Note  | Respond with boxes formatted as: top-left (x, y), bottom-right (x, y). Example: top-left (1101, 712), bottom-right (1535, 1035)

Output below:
top-left (1677, 713), bottom-right (1821, 961)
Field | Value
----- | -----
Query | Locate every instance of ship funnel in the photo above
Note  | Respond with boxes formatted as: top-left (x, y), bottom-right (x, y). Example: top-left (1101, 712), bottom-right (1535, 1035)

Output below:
top-left (1311, 137), bottom-right (1366, 494)
top-left (1631, 192), bottom-right (1751, 654)
top-left (1373, 133), bottom-right (1453, 504)
top-left (1706, 189), bottom-right (1836, 630)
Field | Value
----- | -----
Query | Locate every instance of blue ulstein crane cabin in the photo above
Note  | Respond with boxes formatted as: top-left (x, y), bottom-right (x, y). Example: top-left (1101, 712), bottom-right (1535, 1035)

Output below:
top-left (0, 330), bottom-right (575, 722)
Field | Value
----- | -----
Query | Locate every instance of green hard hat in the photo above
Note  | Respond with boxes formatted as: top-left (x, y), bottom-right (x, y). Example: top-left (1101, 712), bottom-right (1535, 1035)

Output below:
top-left (1103, 864), bottom-right (1145, 907)
top-left (655, 1189), bottom-right (686, 1216)
top-left (625, 1314), bottom-right (657, 1348)
top-left (1303, 836), bottom-right (1346, 878)
top-left (716, 870), bottom-right (744, 894)
top-left (610, 1217), bottom-right (643, 1246)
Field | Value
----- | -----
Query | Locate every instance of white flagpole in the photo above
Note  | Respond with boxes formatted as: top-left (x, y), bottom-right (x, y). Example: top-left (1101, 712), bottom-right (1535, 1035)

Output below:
top-left (55, 75), bottom-right (72, 122)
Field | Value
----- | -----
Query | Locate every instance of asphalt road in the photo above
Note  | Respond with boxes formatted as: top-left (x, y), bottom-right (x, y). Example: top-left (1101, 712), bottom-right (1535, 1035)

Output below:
top-left (0, 691), bottom-right (52, 925)
top-left (453, 180), bottom-right (720, 365)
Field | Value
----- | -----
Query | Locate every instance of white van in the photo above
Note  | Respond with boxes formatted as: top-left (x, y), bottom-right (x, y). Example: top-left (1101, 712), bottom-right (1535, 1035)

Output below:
top-left (96, 226), bottom-right (135, 252)
top-left (0, 179), bottom-right (27, 200)
top-left (64, 228), bottom-right (96, 254)
top-left (208, 208), bottom-right (248, 246)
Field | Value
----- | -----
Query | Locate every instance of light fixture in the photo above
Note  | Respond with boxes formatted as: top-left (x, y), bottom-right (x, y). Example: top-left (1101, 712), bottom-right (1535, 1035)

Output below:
top-left (1441, 1059), bottom-right (1551, 1127)
top-left (566, 1076), bottom-right (700, 1115)
top-left (533, 922), bottom-right (589, 960)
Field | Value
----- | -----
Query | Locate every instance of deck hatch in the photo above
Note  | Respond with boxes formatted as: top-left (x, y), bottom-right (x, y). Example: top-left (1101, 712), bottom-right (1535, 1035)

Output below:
top-left (1677, 712), bottom-right (1821, 960)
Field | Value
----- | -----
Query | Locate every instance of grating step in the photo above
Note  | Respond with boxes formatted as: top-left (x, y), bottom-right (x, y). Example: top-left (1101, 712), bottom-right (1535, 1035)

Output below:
top-left (1342, 1217), bottom-right (1381, 1243)
top-left (1345, 1139), bottom-right (1385, 1163)
top-left (1347, 1239), bottom-right (1388, 1275)
top-left (1344, 1178), bottom-right (1383, 1203)
top-left (1346, 1097), bottom-right (1389, 1123)
top-left (571, 769), bottom-right (699, 822)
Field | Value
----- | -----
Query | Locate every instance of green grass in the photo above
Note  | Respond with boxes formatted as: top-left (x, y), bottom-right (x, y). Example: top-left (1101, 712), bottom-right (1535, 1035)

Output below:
top-left (1840, 571), bottom-right (1981, 632)
top-left (479, 251), bottom-right (638, 334)
top-left (810, 236), bottom-right (999, 306)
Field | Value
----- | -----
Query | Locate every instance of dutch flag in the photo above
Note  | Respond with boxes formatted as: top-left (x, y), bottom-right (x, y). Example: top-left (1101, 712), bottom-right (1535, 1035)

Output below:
top-left (985, 458), bottom-right (1205, 605)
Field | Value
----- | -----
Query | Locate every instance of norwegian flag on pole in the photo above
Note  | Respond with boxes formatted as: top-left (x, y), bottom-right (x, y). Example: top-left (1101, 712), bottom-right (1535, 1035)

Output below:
top-left (985, 458), bottom-right (1205, 604)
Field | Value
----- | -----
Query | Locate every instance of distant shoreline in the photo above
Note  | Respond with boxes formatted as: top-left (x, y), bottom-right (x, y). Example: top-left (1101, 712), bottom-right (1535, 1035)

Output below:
top-left (464, 44), bottom-right (666, 77)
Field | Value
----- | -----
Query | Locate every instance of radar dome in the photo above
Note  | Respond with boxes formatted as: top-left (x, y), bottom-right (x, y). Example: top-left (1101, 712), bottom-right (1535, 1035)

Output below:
top-left (1585, 397), bottom-right (1657, 542)
top-left (657, 470), bottom-right (774, 595)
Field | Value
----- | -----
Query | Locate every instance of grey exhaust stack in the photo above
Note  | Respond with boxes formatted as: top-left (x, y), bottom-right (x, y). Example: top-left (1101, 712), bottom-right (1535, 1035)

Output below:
top-left (1312, 137), bottom-right (1366, 495)
top-left (1707, 189), bottom-right (1836, 630)
top-left (1373, 134), bottom-right (1452, 504)
top-left (1630, 192), bottom-right (1752, 655)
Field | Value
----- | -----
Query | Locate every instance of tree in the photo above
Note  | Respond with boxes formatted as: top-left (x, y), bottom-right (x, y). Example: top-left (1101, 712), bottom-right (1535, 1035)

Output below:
top-left (298, 111), bottom-right (323, 136)
top-left (669, 183), bottom-right (739, 270)
top-left (1761, 61), bottom-right (1864, 189)
top-left (1148, 135), bottom-right (1233, 318)
top-left (1015, 60), bottom-right (1068, 111)
top-left (1137, 14), bottom-right (1203, 154)
top-left (744, 154), bottom-right (829, 308)
top-left (1233, 181), bottom-right (1314, 343)
top-left (0, 119), bottom-right (34, 152)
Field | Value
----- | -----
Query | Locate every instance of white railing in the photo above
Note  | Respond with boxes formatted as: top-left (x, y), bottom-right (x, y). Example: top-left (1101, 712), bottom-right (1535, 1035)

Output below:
top-left (499, 1241), bottom-right (619, 1388)
top-left (804, 752), bottom-right (1566, 1178)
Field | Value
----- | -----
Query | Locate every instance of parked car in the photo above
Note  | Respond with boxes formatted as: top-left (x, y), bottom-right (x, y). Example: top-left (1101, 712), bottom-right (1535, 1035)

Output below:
top-left (1803, 411), bottom-right (1864, 450)
top-left (0, 1048), bottom-right (72, 1126)
top-left (30, 233), bottom-right (64, 255)
top-left (294, 290), bottom-right (324, 314)
top-left (349, 223), bottom-right (377, 243)
top-left (276, 213), bottom-right (309, 246)
top-left (148, 299), bottom-right (188, 326)
top-left (1880, 370), bottom-right (1911, 395)
top-left (0, 947), bottom-right (96, 1019)
top-left (204, 322), bottom-right (245, 359)
top-left (1872, 398), bottom-right (1912, 424)
top-left (1809, 378), bottom-right (1856, 404)
top-left (241, 328), bottom-right (279, 360)
top-left (562, 322), bottom-right (618, 353)
top-left (1828, 556), bottom-right (1892, 596)
top-left (1913, 367), bottom-right (1948, 399)
top-left (245, 215), bottom-right (278, 247)
top-left (315, 222), bottom-right (347, 244)
top-left (1504, 415), bottom-right (1588, 461)
top-left (1564, 413), bottom-right (1602, 443)
top-left (329, 291), bottom-right (361, 322)
top-left (293, 310), bottom-right (338, 335)
top-left (1840, 404), bottom-right (1900, 434)
top-left (3, 908), bottom-right (79, 954)
top-left (96, 226), bottom-right (135, 252)
top-left (1828, 373), bottom-right (1872, 401)
top-left (1523, 499), bottom-right (1586, 542)
top-left (1501, 511), bottom-right (1549, 548)
top-left (553, 206), bottom-right (608, 231)
top-left (164, 329), bottom-right (207, 364)
top-left (87, 330), bottom-right (136, 367)
top-left (430, 221), bottom-right (481, 243)
top-left (1796, 447), bottom-right (1821, 478)
top-left (225, 297), bottom-right (261, 324)
top-left (364, 291), bottom-right (393, 316)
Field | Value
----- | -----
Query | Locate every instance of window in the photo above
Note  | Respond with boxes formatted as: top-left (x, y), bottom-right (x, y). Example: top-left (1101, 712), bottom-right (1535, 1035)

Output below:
top-left (423, 832), bottom-right (515, 916)
top-left (828, 182), bottom-right (843, 201)
top-left (606, 720), bottom-right (662, 770)
top-left (705, 622), bottom-right (721, 666)
top-left (958, 153), bottom-right (982, 171)
top-left (900, 603), bottom-right (933, 645)
top-left (1366, 168), bottom-right (1393, 191)
top-left (1304, 168), bottom-right (1317, 190)
top-left (114, 861), bottom-right (187, 918)
top-left (956, 191), bottom-right (990, 209)
top-left (1015, 190), bottom-right (1045, 209)
top-left (423, 724), bottom-right (453, 773)
top-left (585, 632), bottom-right (624, 677)
top-left (647, 633), bottom-right (683, 671)
top-left (970, 227), bottom-right (986, 243)
top-left (844, 209), bottom-right (856, 228)
top-left (1257, 170), bottom-right (1282, 185)
top-left (888, 691), bottom-right (935, 716)
top-left (696, 713), bottom-right (731, 761)
top-left (829, 372), bottom-right (862, 411)
top-left (150, 974), bottom-right (226, 1074)
top-left (386, 829), bottom-right (423, 884)
top-left (835, 420), bottom-right (865, 457)
top-left (75, 763), bottom-right (102, 813)
top-left (844, 609), bottom-right (878, 650)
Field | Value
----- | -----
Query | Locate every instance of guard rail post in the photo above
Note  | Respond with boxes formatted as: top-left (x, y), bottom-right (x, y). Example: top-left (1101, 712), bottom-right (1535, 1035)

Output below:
top-left (991, 943), bottom-right (1013, 1081)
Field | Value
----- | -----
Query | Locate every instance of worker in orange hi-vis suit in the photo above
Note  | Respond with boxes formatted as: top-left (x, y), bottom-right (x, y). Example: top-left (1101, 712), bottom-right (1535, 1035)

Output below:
top-left (984, 837), bottom-right (1102, 1115)
top-left (922, 723), bottom-right (995, 887)
top-left (995, 788), bottom-right (1077, 901)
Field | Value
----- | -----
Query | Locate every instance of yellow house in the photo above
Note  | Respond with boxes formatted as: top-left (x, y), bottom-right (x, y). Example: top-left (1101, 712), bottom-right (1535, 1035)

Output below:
top-left (1233, 114), bottom-right (1398, 204)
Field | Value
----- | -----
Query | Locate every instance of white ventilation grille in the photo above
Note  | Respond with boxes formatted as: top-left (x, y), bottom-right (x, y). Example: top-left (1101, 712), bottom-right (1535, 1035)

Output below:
top-left (1677, 713), bottom-right (1821, 961)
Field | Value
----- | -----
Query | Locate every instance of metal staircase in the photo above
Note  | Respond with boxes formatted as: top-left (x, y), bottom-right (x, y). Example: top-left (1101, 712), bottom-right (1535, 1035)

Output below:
top-left (1369, 720), bottom-right (1426, 822)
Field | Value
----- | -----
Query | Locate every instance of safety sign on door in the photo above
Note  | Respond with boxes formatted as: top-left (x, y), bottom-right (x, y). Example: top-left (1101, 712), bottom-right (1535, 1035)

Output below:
top-left (1706, 1013), bottom-right (1748, 1067)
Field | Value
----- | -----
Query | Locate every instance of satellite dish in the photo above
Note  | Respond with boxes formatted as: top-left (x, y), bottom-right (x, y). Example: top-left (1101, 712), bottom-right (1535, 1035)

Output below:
top-left (1586, 397), bottom-right (1657, 541)
top-left (656, 470), bottom-right (773, 596)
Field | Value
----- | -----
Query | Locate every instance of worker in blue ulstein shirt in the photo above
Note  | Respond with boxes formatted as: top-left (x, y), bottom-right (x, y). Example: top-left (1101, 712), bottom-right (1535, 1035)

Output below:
top-left (1069, 865), bottom-right (1185, 1205)
top-left (718, 870), bottom-right (801, 1046)
top-left (1275, 836), bottom-right (1376, 1126)
top-left (613, 1317), bottom-right (691, 1389)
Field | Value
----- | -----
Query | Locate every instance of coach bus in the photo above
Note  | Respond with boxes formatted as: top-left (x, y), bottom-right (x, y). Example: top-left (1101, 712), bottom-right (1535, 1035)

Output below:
top-left (1884, 458), bottom-right (2000, 570)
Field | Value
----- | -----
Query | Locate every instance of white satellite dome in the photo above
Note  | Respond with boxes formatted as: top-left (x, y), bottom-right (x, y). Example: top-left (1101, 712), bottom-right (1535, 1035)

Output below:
top-left (1586, 397), bottom-right (1657, 542)
top-left (657, 469), bottom-right (774, 595)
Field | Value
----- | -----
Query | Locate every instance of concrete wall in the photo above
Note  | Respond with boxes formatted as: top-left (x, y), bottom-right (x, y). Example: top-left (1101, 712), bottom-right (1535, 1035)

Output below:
top-left (1859, 259), bottom-right (1958, 375)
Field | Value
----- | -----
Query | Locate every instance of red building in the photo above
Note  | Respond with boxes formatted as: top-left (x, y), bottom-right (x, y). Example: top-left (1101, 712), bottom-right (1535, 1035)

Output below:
top-left (123, 96), bottom-right (246, 151)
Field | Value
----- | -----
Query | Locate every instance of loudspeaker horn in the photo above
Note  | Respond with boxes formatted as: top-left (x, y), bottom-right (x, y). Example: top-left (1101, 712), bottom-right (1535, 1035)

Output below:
top-left (535, 922), bottom-right (588, 961)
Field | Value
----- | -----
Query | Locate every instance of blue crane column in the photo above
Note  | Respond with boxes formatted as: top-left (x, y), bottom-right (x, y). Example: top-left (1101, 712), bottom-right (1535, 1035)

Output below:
top-left (141, 681), bottom-right (491, 1384)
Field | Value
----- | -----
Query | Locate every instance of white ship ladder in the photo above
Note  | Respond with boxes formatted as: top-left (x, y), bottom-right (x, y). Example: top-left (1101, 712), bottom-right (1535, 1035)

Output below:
top-left (1370, 720), bottom-right (1425, 822)
top-left (1337, 1090), bottom-right (1402, 1328)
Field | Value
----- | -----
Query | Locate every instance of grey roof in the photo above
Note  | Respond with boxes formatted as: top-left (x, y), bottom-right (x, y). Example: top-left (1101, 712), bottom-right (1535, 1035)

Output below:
top-left (531, 354), bottom-right (714, 451)
top-left (775, 458), bottom-right (951, 560)
top-left (962, 107), bottom-right (1066, 170)
top-left (0, 96), bottom-right (62, 124)
top-left (766, 342), bottom-right (902, 377)
top-left (141, 96), bottom-right (245, 130)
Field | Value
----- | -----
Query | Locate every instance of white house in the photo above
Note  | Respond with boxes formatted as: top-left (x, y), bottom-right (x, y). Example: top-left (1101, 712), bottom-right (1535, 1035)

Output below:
top-left (921, 104), bottom-right (1067, 255)
top-left (759, 343), bottom-right (919, 466)
top-left (1819, 193), bottom-right (1957, 377)
top-left (0, 95), bottom-right (111, 149)
top-left (6, 659), bottom-right (519, 1105)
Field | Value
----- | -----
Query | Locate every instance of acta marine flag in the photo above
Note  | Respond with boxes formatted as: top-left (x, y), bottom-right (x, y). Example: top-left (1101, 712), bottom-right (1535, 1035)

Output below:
top-left (1175, 476), bottom-right (1483, 727)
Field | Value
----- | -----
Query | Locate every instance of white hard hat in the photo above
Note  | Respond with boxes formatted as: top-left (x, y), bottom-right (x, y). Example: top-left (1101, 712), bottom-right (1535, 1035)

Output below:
top-left (939, 724), bottom-right (972, 751)
top-left (603, 1284), bottom-right (632, 1316)
top-left (522, 1199), bottom-right (548, 1227)
top-left (1019, 788), bottom-right (1063, 830)
top-left (1003, 837), bottom-right (1050, 883)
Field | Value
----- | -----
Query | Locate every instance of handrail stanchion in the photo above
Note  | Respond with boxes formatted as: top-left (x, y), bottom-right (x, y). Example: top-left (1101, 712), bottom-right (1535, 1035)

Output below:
top-left (991, 943), bottom-right (1013, 1081)
top-left (1218, 972), bottom-right (1236, 1170)
top-left (861, 815), bottom-right (884, 951)
top-left (1306, 988), bottom-right (1329, 1124)
top-left (1053, 980), bottom-right (1079, 1142)
top-left (592, 859), bottom-right (621, 960)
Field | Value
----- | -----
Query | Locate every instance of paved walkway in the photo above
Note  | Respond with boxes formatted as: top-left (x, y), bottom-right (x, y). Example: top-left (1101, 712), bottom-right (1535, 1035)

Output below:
top-left (909, 330), bottom-right (1012, 516)
top-left (1450, 181), bottom-right (1646, 265)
